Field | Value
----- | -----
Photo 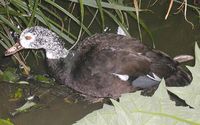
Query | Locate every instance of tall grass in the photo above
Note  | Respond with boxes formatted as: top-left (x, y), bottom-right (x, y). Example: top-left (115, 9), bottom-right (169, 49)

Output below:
top-left (0, 0), bottom-right (151, 73)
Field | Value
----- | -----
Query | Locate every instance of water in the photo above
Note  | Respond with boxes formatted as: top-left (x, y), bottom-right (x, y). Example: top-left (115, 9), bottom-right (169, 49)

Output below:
top-left (0, 82), bottom-right (103, 125)
top-left (0, 1), bottom-right (199, 125)
top-left (11, 98), bottom-right (102, 125)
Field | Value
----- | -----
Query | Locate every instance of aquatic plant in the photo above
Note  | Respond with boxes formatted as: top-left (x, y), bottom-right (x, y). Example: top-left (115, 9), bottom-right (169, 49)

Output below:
top-left (0, 119), bottom-right (13, 125)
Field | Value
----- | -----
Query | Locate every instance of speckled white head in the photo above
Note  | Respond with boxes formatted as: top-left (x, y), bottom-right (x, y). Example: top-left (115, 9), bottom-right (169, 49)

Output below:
top-left (5, 26), bottom-right (69, 59)
top-left (19, 31), bottom-right (37, 49)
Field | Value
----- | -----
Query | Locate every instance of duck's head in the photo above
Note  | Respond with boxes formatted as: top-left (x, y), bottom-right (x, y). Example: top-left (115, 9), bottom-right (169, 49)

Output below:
top-left (5, 26), bottom-right (68, 59)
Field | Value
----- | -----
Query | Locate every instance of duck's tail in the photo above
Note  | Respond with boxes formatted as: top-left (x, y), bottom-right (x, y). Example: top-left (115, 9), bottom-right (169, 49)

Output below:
top-left (173, 55), bottom-right (194, 63)
top-left (164, 54), bottom-right (193, 86)
top-left (165, 66), bottom-right (192, 87)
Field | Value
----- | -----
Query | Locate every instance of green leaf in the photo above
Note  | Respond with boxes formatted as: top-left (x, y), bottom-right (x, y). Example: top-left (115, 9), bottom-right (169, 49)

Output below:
top-left (168, 43), bottom-right (200, 109)
top-left (111, 99), bottom-right (132, 125)
top-left (0, 119), bottom-right (14, 125)
top-left (27, 0), bottom-right (39, 27)
top-left (74, 80), bottom-right (200, 125)
top-left (0, 68), bottom-right (19, 83)
top-left (34, 74), bottom-right (54, 84)
top-left (96, 0), bottom-right (105, 31)
top-left (11, 101), bottom-right (37, 116)
top-left (79, 0), bottom-right (84, 23)
top-left (0, 15), bottom-right (20, 33)
top-left (44, 0), bottom-right (92, 36)
top-left (69, 0), bottom-right (145, 12)
top-left (13, 88), bottom-right (23, 99)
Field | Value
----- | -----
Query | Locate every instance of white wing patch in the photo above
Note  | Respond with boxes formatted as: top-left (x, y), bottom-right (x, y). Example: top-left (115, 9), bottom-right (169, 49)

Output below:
top-left (111, 72), bottom-right (161, 83)
top-left (112, 73), bottom-right (129, 81)
top-left (146, 73), bottom-right (161, 82)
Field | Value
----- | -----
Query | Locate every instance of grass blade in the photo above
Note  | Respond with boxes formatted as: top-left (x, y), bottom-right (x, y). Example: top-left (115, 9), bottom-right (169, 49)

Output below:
top-left (0, 15), bottom-right (20, 33)
top-left (69, 0), bottom-right (145, 11)
top-left (96, 0), bottom-right (105, 31)
top-left (44, 0), bottom-right (92, 36)
top-left (27, 0), bottom-right (39, 27)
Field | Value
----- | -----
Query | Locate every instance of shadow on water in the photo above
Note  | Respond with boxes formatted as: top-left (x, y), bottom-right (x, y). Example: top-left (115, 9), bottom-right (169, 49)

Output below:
top-left (0, 1), bottom-right (200, 125)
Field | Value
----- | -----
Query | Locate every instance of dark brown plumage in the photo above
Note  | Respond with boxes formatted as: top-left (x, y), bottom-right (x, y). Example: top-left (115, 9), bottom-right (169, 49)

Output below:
top-left (5, 27), bottom-right (192, 100)
top-left (47, 33), bottom-right (192, 98)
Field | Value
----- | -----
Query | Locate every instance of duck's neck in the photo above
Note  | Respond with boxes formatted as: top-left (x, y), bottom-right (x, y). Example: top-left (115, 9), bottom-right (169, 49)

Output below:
top-left (46, 48), bottom-right (68, 59)
top-left (43, 35), bottom-right (69, 59)
top-left (47, 51), bottom-right (75, 85)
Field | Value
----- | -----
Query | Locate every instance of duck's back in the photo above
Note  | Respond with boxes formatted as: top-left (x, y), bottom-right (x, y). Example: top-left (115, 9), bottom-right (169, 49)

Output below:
top-left (48, 33), bottom-right (192, 98)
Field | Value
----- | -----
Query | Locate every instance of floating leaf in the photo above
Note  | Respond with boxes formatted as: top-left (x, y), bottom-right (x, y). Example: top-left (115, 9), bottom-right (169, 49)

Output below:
top-left (0, 119), bottom-right (14, 125)
top-left (11, 101), bottom-right (37, 116)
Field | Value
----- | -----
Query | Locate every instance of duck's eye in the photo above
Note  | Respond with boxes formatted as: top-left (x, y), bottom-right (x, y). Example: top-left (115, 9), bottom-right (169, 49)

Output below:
top-left (25, 36), bottom-right (32, 40)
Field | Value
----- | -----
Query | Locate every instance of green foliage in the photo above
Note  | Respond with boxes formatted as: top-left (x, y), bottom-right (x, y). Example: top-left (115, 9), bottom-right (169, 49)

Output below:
top-left (34, 74), bottom-right (54, 84)
top-left (11, 88), bottom-right (23, 99)
top-left (0, 67), bottom-right (53, 84)
top-left (69, 0), bottom-right (142, 11)
top-left (74, 82), bottom-right (200, 125)
top-left (0, 68), bottom-right (19, 83)
top-left (0, 119), bottom-right (14, 125)
top-left (73, 44), bottom-right (200, 125)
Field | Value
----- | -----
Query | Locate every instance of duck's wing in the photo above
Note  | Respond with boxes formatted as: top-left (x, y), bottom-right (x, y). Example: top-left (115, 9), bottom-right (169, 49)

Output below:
top-left (72, 47), bottom-right (152, 79)
top-left (70, 47), bottom-right (154, 98)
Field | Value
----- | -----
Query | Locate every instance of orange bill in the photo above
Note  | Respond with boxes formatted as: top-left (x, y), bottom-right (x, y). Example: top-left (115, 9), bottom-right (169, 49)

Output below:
top-left (5, 41), bottom-right (24, 56)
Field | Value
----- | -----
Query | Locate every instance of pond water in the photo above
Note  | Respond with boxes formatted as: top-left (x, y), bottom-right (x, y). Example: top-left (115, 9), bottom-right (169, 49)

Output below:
top-left (0, 1), bottom-right (199, 125)
top-left (0, 82), bottom-right (102, 125)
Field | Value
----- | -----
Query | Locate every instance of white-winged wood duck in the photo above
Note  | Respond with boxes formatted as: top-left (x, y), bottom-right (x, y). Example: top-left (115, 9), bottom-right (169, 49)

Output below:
top-left (5, 26), bottom-right (192, 99)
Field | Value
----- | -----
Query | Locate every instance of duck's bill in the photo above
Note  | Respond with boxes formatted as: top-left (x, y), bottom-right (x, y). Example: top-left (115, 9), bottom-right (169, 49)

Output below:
top-left (5, 42), bottom-right (24, 56)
